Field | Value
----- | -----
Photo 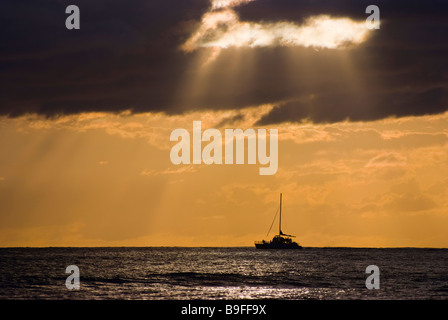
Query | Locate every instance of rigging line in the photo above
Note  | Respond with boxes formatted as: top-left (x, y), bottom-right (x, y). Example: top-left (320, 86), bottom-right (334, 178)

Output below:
top-left (266, 205), bottom-right (280, 237)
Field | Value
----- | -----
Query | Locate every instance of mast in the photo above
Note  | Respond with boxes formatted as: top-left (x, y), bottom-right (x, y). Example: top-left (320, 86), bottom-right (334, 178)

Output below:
top-left (279, 193), bottom-right (282, 236)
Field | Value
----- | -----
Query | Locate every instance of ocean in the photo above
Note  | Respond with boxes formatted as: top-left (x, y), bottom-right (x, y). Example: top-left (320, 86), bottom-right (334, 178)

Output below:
top-left (1, 247), bottom-right (447, 300)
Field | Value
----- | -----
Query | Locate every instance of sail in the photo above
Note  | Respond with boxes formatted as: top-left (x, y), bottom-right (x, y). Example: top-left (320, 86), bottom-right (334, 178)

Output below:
top-left (255, 193), bottom-right (302, 249)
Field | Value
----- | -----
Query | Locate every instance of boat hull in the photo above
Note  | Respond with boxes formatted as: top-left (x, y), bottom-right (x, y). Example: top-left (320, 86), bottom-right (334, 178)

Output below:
top-left (255, 242), bottom-right (302, 249)
top-left (255, 237), bottom-right (302, 249)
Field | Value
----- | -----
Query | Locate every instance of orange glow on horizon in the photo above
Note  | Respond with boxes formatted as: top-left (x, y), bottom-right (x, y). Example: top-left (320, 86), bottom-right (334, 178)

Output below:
top-left (1, 111), bottom-right (448, 248)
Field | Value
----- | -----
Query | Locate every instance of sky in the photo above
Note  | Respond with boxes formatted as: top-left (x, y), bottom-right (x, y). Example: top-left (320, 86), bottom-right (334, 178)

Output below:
top-left (1, 0), bottom-right (448, 247)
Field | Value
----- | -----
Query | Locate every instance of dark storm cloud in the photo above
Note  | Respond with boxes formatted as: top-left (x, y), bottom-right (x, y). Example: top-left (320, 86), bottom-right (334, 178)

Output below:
top-left (0, 0), bottom-right (209, 116)
top-left (1, 0), bottom-right (447, 124)
top-left (257, 87), bottom-right (448, 125)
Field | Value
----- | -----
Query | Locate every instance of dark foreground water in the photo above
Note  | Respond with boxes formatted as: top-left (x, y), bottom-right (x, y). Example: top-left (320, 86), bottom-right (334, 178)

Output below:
top-left (0, 247), bottom-right (447, 300)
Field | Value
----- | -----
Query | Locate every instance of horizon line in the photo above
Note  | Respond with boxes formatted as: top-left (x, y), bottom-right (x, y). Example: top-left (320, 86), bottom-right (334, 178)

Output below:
top-left (1, 245), bottom-right (447, 249)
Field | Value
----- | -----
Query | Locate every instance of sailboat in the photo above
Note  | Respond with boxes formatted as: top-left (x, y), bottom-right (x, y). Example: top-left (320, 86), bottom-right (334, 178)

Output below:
top-left (255, 193), bottom-right (302, 249)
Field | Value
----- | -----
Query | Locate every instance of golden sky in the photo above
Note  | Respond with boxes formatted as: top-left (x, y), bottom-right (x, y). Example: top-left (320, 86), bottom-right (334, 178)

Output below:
top-left (1, 108), bottom-right (448, 247)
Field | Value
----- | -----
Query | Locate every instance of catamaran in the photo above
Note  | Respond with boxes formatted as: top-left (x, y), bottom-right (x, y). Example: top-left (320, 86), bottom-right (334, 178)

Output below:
top-left (255, 193), bottom-right (302, 249)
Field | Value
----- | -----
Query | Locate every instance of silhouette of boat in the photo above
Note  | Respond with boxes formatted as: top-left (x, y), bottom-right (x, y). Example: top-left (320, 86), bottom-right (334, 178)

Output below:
top-left (255, 193), bottom-right (302, 249)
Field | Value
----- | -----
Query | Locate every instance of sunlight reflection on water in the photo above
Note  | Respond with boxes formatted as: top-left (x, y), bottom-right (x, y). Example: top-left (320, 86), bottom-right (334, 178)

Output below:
top-left (1, 247), bottom-right (447, 299)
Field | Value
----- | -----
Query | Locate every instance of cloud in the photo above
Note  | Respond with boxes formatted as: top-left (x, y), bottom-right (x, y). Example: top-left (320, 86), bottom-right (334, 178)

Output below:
top-left (211, 0), bottom-right (255, 10)
top-left (365, 152), bottom-right (407, 168)
top-left (182, 10), bottom-right (370, 52)
top-left (182, 0), bottom-right (371, 66)
top-left (381, 180), bottom-right (438, 213)
top-left (140, 166), bottom-right (200, 176)
top-left (1, 0), bottom-right (447, 125)
top-left (256, 87), bottom-right (448, 125)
